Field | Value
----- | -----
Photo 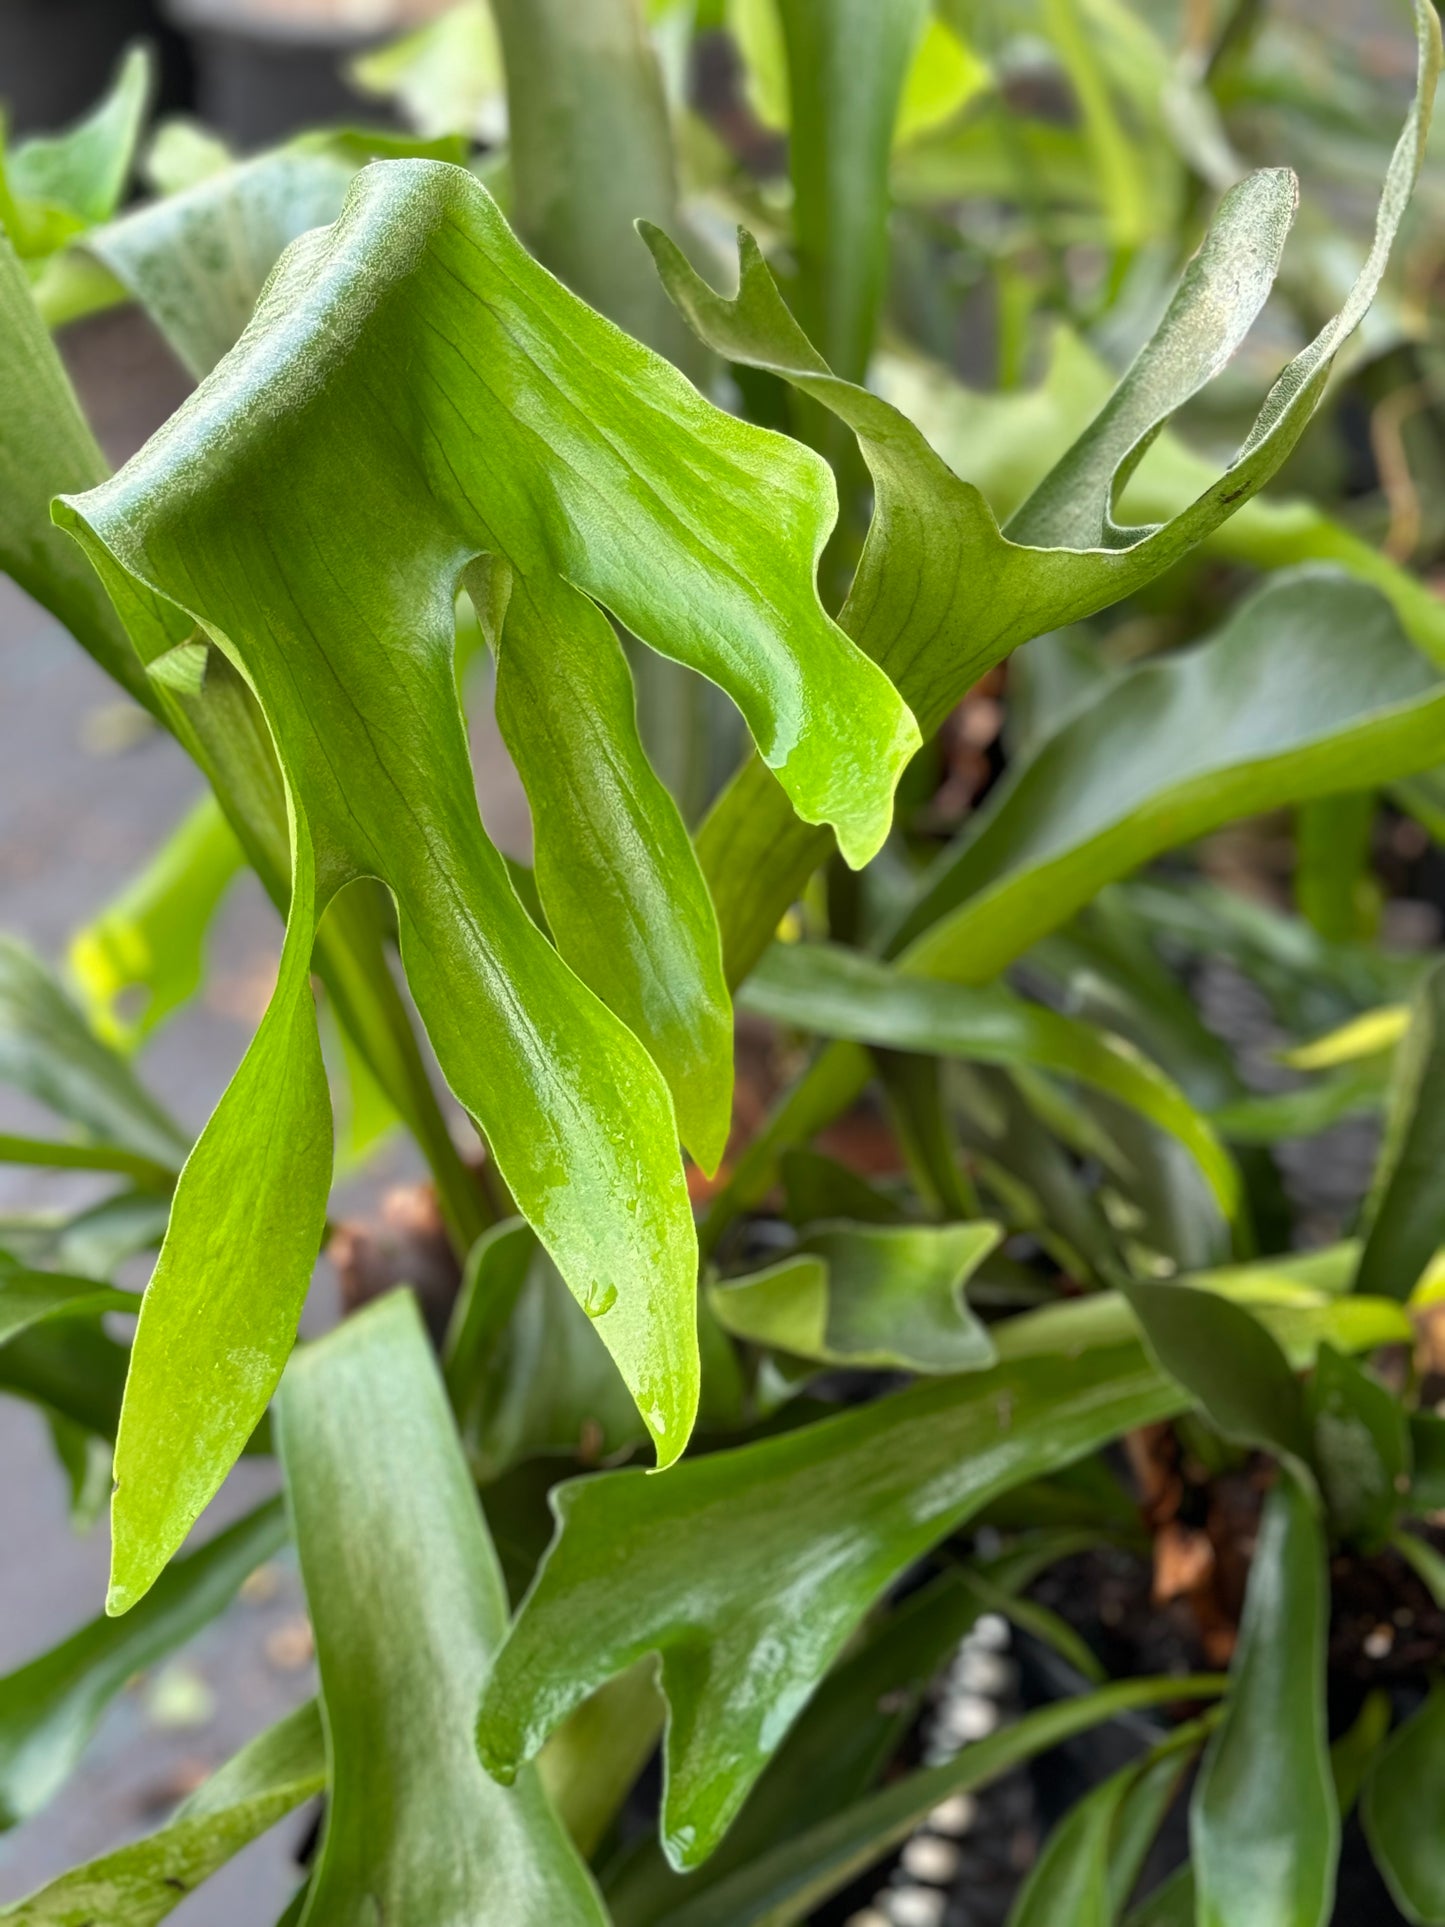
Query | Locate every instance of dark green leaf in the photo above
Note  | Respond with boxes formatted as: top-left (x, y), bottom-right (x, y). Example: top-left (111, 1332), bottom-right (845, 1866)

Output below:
top-left (0, 1253), bottom-right (135, 1344)
top-left (479, 1287), bottom-right (1377, 1869)
top-left (1410, 1411), bottom-right (1445, 1510)
top-left (1008, 1737), bottom-right (1194, 1927)
top-left (444, 1219), bottom-right (645, 1482)
top-left (891, 571), bottom-right (1445, 980)
top-left (699, 1040), bottom-right (874, 1259)
top-left (1356, 959), bottom-right (1445, 1300)
top-left (606, 1567), bottom-right (988, 1924)
top-left (875, 1049), bottom-right (980, 1219)
top-left (741, 940), bottom-right (1240, 1221)
top-left (480, 1332), bottom-right (1181, 1868)
top-left (1305, 1343), bottom-right (1409, 1547)
top-left (780, 1148), bottom-right (903, 1226)
top-left (279, 1290), bottom-right (606, 1922)
top-left (1124, 1279), bottom-right (1309, 1462)
top-left (1193, 1467), bottom-right (1337, 1927)
top-left (950, 1063), bottom-right (1121, 1282)
top-left (0, 1496), bottom-right (285, 1828)
top-left (1126, 1864), bottom-right (1195, 1927)
top-left (1331, 1690), bottom-right (1392, 1816)
top-left (0, 1319), bottom-right (128, 1440)
top-left (1107, 1734), bottom-right (1204, 1918)
top-left (1362, 1683), bottom-right (1445, 1926)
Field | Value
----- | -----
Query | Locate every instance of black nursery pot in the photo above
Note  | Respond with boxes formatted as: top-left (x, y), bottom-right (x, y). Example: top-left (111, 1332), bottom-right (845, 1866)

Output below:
top-left (163, 0), bottom-right (399, 149)
top-left (0, 0), bottom-right (187, 134)
top-left (1015, 1633), bottom-right (1411, 1925)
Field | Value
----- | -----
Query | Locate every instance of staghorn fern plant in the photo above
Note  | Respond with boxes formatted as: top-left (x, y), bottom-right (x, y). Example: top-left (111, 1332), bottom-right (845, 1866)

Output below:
top-left (3, 3), bottom-right (1445, 1923)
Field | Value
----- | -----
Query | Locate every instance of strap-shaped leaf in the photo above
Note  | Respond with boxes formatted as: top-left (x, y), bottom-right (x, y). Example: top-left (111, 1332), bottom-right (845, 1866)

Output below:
top-left (0, 939), bottom-right (187, 1167)
top-left (708, 1218), bottom-right (999, 1372)
top-left (278, 1290), bottom-right (606, 1925)
top-left (490, 0), bottom-right (699, 369)
top-left (0, 1700), bottom-right (324, 1926)
top-left (1008, 1729), bottom-right (1203, 1927)
top-left (0, 1332), bottom-right (128, 1454)
top-left (59, 162), bottom-right (919, 1569)
top-left (775, 0), bottom-right (930, 386)
top-left (0, 1495), bottom-right (284, 1828)
top-left (891, 569), bottom-right (1445, 976)
top-left (740, 939), bottom-right (1239, 1221)
top-left (1362, 1683), bottom-right (1445, 1924)
top-left (1355, 957), bottom-right (1445, 1300)
top-left (477, 1286), bottom-right (1383, 1870)
top-left (1192, 1467), bottom-right (1338, 1927)
top-left (648, 0), bottom-right (1439, 980)
top-left (1127, 1865), bottom-right (1196, 1927)
top-left (1331, 1689), bottom-right (1393, 1819)
top-left (1106, 1733), bottom-right (1209, 1919)
top-left (103, 810), bottom-right (330, 1615)
top-left (475, 558), bottom-right (732, 1168)
top-left (0, 1254), bottom-right (134, 1344)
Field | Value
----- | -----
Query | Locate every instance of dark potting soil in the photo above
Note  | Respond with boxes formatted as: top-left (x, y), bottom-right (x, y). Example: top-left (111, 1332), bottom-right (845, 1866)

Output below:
top-left (1028, 1490), bottom-right (1445, 1692)
top-left (1018, 1447), bottom-right (1445, 1924)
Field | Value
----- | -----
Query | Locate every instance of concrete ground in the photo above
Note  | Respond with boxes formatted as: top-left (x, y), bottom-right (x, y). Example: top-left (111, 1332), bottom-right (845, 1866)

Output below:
top-left (0, 306), bottom-right (528, 1920)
